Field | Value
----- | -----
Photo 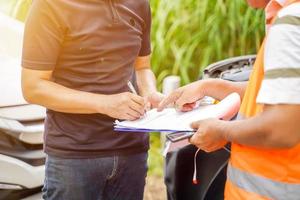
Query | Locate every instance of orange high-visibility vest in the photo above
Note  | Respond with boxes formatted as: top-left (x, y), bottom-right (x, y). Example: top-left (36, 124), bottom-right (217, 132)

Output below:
top-left (225, 1), bottom-right (300, 199)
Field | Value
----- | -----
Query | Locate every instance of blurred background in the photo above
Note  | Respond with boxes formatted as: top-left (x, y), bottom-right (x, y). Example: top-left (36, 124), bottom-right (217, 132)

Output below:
top-left (0, 0), bottom-right (264, 199)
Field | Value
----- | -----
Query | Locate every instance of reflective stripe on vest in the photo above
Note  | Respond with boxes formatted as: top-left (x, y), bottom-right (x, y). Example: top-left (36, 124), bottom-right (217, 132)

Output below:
top-left (227, 163), bottom-right (300, 200)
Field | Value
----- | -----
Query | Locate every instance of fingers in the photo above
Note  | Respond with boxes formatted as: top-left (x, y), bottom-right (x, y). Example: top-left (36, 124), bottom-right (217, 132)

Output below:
top-left (112, 93), bottom-right (145, 120)
top-left (190, 120), bottom-right (202, 129)
top-left (157, 90), bottom-right (183, 111)
top-left (189, 130), bottom-right (226, 152)
top-left (145, 101), bottom-right (151, 111)
top-left (124, 98), bottom-right (145, 120)
top-left (147, 92), bottom-right (165, 109)
top-left (130, 93), bottom-right (145, 107)
top-left (175, 97), bottom-right (192, 111)
top-left (189, 133), bottom-right (213, 152)
top-left (181, 102), bottom-right (196, 112)
top-left (129, 105), bottom-right (144, 117)
top-left (128, 93), bottom-right (146, 115)
top-left (124, 112), bottom-right (140, 121)
top-left (119, 110), bottom-right (142, 121)
top-left (189, 132), bottom-right (203, 146)
top-left (158, 90), bottom-right (197, 112)
top-left (144, 96), bottom-right (152, 111)
top-left (129, 101), bottom-right (145, 116)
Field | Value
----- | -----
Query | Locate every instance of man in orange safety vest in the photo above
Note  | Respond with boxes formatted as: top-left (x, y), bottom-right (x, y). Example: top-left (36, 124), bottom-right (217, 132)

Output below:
top-left (158, 0), bottom-right (300, 199)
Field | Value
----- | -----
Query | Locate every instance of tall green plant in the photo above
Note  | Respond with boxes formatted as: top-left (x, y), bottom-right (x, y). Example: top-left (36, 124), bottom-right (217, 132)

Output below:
top-left (150, 0), bottom-right (265, 89)
top-left (0, 0), bottom-right (31, 21)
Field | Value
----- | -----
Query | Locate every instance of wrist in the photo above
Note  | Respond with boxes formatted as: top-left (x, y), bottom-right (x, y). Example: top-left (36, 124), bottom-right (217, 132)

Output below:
top-left (140, 89), bottom-right (158, 98)
top-left (93, 94), bottom-right (109, 115)
top-left (200, 78), bottom-right (235, 100)
top-left (144, 91), bottom-right (156, 98)
top-left (197, 79), bottom-right (212, 97)
top-left (218, 120), bottom-right (231, 142)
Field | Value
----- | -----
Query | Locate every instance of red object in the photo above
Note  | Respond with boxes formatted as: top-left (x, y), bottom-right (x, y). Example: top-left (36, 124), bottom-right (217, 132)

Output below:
top-left (192, 179), bottom-right (198, 185)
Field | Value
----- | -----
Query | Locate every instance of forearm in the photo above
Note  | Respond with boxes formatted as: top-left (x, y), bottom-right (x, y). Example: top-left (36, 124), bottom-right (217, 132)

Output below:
top-left (136, 69), bottom-right (157, 96)
top-left (223, 105), bottom-right (300, 149)
top-left (23, 79), bottom-right (106, 114)
top-left (202, 79), bottom-right (247, 100)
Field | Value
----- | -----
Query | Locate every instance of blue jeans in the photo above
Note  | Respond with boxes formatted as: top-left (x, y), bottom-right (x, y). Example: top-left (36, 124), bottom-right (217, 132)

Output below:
top-left (42, 152), bottom-right (148, 200)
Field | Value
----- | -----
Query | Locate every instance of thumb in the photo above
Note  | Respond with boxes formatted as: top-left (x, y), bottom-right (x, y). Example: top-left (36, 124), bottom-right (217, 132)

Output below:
top-left (181, 102), bottom-right (196, 112)
top-left (143, 97), bottom-right (151, 111)
top-left (145, 101), bottom-right (151, 111)
top-left (190, 120), bottom-right (202, 129)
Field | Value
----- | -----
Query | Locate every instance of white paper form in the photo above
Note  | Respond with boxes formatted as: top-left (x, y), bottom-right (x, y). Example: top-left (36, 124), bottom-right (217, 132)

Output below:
top-left (114, 93), bottom-right (241, 132)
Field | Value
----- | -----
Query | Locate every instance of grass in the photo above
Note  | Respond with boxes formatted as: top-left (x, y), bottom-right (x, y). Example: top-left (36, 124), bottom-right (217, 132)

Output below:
top-left (0, 0), bottom-right (31, 21)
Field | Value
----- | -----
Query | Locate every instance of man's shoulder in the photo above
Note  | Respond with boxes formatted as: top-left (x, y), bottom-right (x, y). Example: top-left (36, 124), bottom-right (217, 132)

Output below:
top-left (278, 2), bottom-right (300, 18)
top-left (33, 0), bottom-right (79, 12)
top-left (131, 0), bottom-right (151, 17)
top-left (32, 0), bottom-right (65, 14)
top-left (271, 2), bottom-right (300, 30)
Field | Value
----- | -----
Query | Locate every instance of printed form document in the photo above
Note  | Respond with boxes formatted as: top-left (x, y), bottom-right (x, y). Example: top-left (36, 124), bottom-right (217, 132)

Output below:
top-left (114, 93), bottom-right (241, 132)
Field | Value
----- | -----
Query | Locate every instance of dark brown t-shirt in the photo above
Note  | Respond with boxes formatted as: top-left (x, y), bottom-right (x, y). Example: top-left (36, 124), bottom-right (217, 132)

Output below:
top-left (22, 0), bottom-right (151, 158)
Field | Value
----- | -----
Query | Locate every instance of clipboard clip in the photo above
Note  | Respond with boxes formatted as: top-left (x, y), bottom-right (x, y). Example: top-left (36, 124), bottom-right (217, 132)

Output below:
top-left (166, 131), bottom-right (195, 142)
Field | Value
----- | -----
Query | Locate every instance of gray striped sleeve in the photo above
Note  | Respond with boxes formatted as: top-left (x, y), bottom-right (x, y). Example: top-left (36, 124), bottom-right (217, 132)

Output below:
top-left (257, 3), bottom-right (300, 105)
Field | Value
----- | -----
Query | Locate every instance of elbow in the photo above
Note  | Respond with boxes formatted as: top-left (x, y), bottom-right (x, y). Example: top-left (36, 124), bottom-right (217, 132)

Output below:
top-left (22, 87), bottom-right (35, 104)
top-left (21, 83), bottom-right (39, 104)
top-left (21, 68), bottom-right (52, 105)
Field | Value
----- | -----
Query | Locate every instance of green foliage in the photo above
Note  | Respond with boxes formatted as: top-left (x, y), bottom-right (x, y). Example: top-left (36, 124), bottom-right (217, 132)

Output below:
top-left (0, 0), bottom-right (31, 22)
top-left (148, 133), bottom-right (164, 176)
top-left (150, 0), bottom-right (265, 88)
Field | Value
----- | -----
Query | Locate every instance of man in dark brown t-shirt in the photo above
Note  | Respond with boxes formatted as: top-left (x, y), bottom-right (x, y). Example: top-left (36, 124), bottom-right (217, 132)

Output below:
top-left (21, 0), bottom-right (163, 199)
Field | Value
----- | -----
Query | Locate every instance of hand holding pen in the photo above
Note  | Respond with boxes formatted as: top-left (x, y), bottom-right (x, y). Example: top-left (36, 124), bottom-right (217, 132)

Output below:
top-left (127, 81), bottom-right (165, 112)
top-left (127, 81), bottom-right (150, 115)
top-left (102, 82), bottom-right (145, 121)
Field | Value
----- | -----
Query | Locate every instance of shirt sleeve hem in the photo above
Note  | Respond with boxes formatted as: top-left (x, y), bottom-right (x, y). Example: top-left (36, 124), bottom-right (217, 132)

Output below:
top-left (257, 94), bottom-right (300, 105)
top-left (22, 60), bottom-right (55, 71)
top-left (138, 49), bottom-right (151, 57)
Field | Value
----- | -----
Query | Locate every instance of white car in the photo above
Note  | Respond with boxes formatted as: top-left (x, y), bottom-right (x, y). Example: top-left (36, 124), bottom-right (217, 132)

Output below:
top-left (0, 12), bottom-right (45, 200)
